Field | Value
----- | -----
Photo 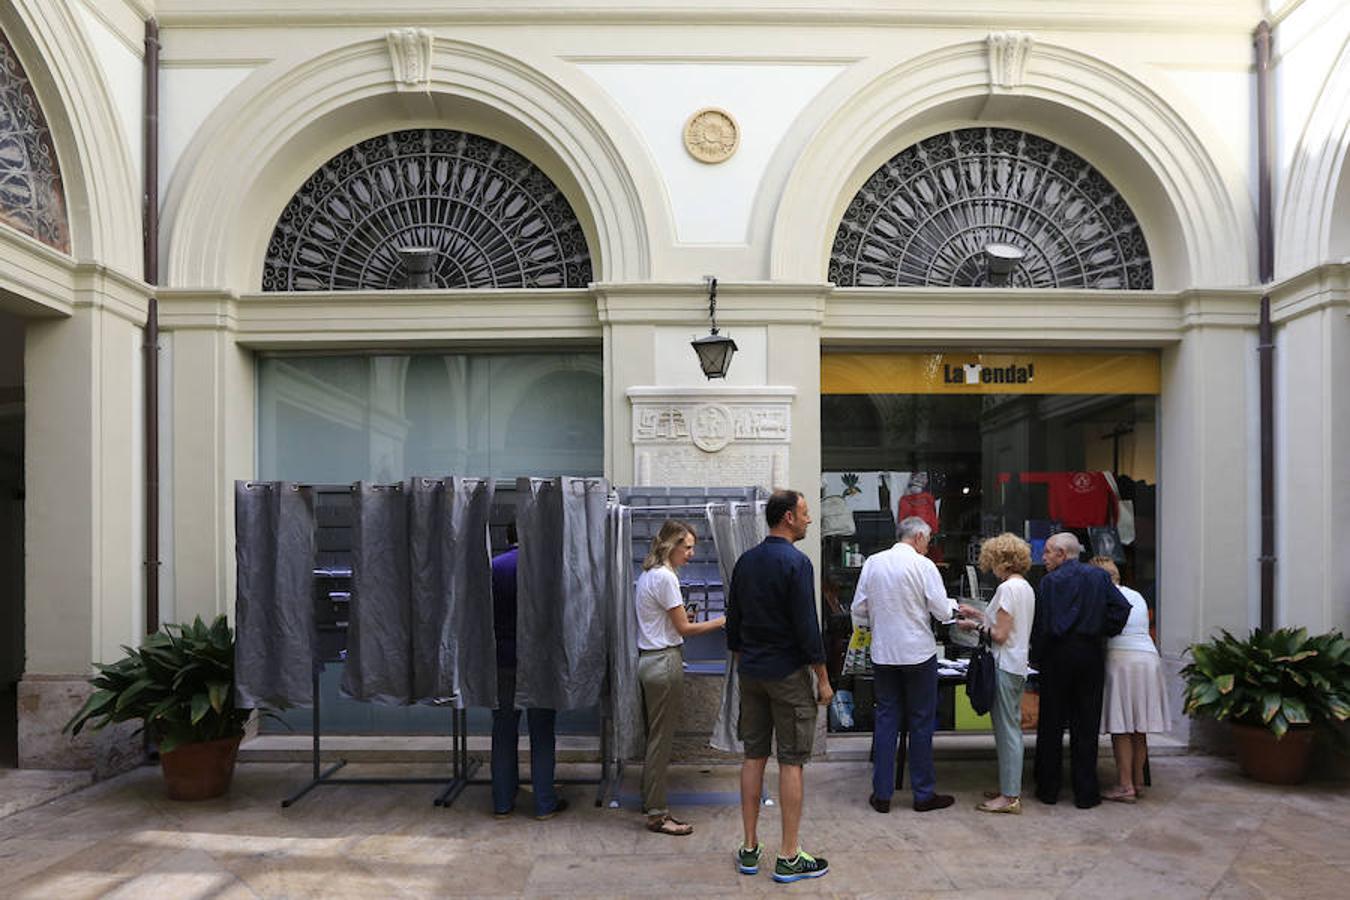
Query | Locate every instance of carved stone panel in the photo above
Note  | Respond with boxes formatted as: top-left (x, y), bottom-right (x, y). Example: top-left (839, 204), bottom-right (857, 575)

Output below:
top-left (629, 387), bottom-right (794, 489)
top-left (683, 108), bottom-right (740, 164)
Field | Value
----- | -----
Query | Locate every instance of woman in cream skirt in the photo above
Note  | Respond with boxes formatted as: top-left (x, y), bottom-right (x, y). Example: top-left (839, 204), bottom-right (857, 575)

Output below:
top-left (1091, 556), bottom-right (1170, 802)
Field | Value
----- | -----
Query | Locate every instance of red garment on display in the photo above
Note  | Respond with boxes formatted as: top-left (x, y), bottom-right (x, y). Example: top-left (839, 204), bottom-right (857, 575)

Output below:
top-left (1020, 471), bottom-right (1116, 528)
top-left (898, 491), bottom-right (938, 533)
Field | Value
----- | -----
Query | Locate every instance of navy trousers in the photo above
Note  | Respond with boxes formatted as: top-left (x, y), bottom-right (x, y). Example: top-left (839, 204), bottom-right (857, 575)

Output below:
top-left (871, 655), bottom-right (939, 803)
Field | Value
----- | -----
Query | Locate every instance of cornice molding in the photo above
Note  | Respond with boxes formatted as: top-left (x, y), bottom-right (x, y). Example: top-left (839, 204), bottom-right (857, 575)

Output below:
top-left (224, 289), bottom-right (601, 347)
top-left (153, 2), bottom-right (1259, 33)
top-left (823, 287), bottom-right (1261, 344)
top-left (157, 288), bottom-right (240, 331)
top-left (1268, 262), bottom-right (1350, 324)
top-left (594, 282), bottom-right (828, 326)
top-left (70, 263), bottom-right (152, 326)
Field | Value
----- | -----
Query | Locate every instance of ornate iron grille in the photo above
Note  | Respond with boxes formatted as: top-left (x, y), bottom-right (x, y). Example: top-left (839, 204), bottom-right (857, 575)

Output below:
top-left (262, 129), bottom-right (592, 291)
top-left (0, 29), bottom-right (69, 253)
top-left (830, 128), bottom-right (1152, 289)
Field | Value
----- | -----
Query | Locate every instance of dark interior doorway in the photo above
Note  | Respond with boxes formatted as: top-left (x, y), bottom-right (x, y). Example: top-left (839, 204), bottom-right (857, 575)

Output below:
top-left (0, 311), bottom-right (24, 767)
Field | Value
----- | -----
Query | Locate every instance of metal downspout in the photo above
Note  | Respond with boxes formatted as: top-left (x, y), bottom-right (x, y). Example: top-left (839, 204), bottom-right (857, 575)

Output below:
top-left (143, 19), bottom-right (160, 635)
top-left (1255, 20), bottom-right (1276, 632)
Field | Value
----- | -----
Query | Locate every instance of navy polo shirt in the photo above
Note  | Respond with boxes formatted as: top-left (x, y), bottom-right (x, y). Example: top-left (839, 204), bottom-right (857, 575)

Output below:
top-left (726, 536), bottom-right (826, 681)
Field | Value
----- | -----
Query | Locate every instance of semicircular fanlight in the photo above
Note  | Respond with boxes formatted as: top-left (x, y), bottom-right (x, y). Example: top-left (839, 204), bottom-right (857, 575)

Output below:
top-left (262, 128), bottom-right (592, 291)
top-left (829, 127), bottom-right (1152, 290)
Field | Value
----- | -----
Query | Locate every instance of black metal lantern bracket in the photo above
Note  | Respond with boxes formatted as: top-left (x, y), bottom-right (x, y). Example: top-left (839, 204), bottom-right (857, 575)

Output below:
top-left (690, 275), bottom-right (738, 379)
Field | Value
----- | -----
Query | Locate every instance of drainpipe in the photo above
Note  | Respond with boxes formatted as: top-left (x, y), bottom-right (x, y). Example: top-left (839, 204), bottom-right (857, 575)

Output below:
top-left (1255, 20), bottom-right (1275, 632)
top-left (143, 19), bottom-right (160, 635)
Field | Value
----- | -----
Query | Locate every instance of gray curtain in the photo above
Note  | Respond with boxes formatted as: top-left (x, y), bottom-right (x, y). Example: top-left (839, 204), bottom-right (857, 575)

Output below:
top-left (234, 481), bottom-right (316, 709)
top-left (515, 476), bottom-right (610, 710)
top-left (407, 476), bottom-right (497, 708)
top-left (607, 504), bottom-right (645, 759)
top-left (341, 482), bottom-right (413, 704)
top-left (706, 500), bottom-right (768, 752)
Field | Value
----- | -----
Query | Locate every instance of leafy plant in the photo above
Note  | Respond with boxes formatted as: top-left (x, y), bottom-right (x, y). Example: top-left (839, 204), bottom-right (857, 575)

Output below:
top-left (1181, 627), bottom-right (1350, 740)
top-left (65, 615), bottom-right (257, 753)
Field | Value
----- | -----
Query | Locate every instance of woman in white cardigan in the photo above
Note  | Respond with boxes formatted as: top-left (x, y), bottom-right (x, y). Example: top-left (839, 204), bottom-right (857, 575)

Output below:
top-left (1091, 556), bottom-right (1170, 802)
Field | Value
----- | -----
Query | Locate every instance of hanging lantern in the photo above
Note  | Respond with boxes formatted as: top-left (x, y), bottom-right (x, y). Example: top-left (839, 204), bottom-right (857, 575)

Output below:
top-left (690, 276), bottom-right (737, 379)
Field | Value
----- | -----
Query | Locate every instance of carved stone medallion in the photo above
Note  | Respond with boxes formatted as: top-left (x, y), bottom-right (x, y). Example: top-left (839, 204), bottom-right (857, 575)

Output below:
top-left (690, 404), bottom-right (735, 452)
top-left (683, 108), bottom-right (740, 164)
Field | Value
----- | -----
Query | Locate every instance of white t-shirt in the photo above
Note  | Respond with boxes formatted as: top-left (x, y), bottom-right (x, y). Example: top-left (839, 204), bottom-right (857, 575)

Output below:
top-left (985, 576), bottom-right (1035, 676)
top-left (1107, 585), bottom-right (1157, 654)
top-left (635, 565), bottom-right (685, 651)
top-left (852, 541), bottom-right (957, 666)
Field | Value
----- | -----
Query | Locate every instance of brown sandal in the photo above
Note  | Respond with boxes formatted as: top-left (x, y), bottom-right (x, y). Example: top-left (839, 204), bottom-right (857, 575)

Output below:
top-left (646, 815), bottom-right (694, 836)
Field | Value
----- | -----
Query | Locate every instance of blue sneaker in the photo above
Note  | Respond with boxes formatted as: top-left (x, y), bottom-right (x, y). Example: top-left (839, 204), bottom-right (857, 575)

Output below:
top-left (736, 842), bottom-right (763, 875)
top-left (773, 849), bottom-right (829, 883)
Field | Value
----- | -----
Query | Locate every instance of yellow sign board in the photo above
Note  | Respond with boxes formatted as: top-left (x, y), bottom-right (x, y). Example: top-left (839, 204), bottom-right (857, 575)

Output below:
top-left (822, 352), bottom-right (1160, 395)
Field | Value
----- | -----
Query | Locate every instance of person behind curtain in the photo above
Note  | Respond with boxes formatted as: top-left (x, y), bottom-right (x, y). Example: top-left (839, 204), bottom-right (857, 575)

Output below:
top-left (490, 524), bottom-right (565, 820)
top-left (1030, 532), bottom-right (1126, 809)
top-left (958, 533), bottom-right (1035, 814)
top-left (727, 490), bottom-right (832, 884)
top-left (851, 516), bottom-right (970, 814)
top-left (1091, 556), bottom-right (1169, 803)
top-left (635, 519), bottom-right (726, 836)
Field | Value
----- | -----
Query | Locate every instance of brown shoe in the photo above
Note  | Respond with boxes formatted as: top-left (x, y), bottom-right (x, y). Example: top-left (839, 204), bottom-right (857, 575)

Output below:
top-left (912, 794), bottom-right (955, 812)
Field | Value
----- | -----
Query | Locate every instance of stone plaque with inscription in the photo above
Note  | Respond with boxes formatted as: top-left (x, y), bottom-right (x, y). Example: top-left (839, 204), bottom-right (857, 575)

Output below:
top-left (628, 386), bottom-right (794, 489)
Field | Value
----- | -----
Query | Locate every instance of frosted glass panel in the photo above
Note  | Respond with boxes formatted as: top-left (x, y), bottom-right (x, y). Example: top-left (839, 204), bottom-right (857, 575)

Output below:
top-left (258, 353), bottom-right (603, 482)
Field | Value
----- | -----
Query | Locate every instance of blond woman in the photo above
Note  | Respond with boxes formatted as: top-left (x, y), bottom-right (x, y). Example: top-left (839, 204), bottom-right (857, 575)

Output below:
top-left (634, 519), bottom-right (726, 834)
top-left (964, 532), bottom-right (1035, 814)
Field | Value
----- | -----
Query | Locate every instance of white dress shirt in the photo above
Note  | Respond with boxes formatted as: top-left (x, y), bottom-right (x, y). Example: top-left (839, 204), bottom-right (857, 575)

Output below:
top-left (851, 541), bottom-right (957, 666)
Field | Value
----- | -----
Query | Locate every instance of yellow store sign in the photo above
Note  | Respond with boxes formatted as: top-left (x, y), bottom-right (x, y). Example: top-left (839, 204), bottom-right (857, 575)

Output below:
top-left (822, 352), bottom-right (1160, 395)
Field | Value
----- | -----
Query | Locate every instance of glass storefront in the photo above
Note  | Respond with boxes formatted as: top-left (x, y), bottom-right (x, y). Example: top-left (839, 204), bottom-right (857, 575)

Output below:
top-left (258, 352), bottom-right (603, 483)
top-left (820, 351), bottom-right (1160, 733)
top-left (256, 351), bottom-right (603, 734)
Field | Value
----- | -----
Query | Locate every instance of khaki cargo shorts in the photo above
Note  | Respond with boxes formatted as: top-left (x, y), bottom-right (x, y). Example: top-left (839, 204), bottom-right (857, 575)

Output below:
top-left (737, 666), bottom-right (818, 765)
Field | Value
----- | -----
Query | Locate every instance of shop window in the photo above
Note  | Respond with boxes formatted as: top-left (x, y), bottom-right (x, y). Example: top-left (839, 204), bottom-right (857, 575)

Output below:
top-left (258, 352), bottom-right (603, 484)
top-left (0, 29), bottom-right (69, 253)
top-left (257, 351), bottom-right (602, 735)
top-left (829, 127), bottom-right (1151, 290)
top-left (821, 351), bottom-right (1159, 734)
top-left (261, 128), bottom-right (592, 291)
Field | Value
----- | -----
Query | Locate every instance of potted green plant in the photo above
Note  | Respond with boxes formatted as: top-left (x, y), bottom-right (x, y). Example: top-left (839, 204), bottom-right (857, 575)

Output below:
top-left (1181, 627), bottom-right (1350, 784)
top-left (65, 614), bottom-right (256, 800)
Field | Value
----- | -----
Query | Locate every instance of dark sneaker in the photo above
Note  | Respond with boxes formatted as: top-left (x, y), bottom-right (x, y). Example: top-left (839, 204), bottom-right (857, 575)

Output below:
top-left (535, 797), bottom-right (569, 820)
top-left (912, 793), bottom-right (955, 812)
top-left (868, 793), bottom-right (890, 814)
top-left (736, 842), bottom-right (763, 875)
top-left (773, 849), bottom-right (829, 883)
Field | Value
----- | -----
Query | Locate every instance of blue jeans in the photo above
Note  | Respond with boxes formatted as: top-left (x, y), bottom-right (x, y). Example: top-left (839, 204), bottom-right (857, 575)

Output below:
top-left (491, 667), bottom-right (558, 816)
top-left (871, 655), bottom-right (938, 803)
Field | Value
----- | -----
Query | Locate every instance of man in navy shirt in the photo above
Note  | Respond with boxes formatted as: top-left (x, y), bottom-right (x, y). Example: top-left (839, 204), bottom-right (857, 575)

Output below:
top-left (490, 525), bottom-right (564, 819)
top-left (727, 490), bottom-right (832, 884)
top-left (1031, 531), bottom-right (1129, 809)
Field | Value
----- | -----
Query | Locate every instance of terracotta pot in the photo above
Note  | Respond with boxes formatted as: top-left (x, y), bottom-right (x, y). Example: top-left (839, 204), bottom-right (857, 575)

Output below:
top-left (1231, 721), bottom-right (1314, 785)
top-left (159, 735), bottom-right (242, 801)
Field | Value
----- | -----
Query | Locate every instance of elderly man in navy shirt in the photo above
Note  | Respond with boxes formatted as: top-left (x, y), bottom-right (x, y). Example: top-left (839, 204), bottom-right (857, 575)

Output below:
top-left (1031, 531), bottom-right (1130, 809)
top-left (726, 490), bottom-right (832, 884)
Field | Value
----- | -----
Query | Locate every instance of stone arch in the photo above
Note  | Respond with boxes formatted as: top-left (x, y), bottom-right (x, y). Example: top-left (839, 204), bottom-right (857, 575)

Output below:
top-left (162, 36), bottom-right (657, 290)
top-left (0, 1), bottom-right (139, 272)
top-left (771, 40), bottom-right (1253, 290)
top-left (1277, 34), bottom-right (1350, 277)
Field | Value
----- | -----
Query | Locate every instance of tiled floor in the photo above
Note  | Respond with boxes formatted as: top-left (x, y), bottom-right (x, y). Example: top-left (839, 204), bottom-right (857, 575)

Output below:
top-left (0, 754), bottom-right (1346, 898)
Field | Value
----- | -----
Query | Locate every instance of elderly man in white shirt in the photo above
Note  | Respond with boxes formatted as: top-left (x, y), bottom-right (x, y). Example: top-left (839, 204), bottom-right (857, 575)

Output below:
top-left (852, 516), bottom-right (970, 813)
